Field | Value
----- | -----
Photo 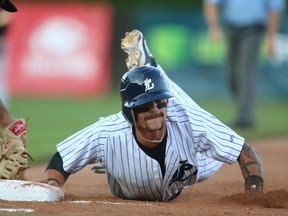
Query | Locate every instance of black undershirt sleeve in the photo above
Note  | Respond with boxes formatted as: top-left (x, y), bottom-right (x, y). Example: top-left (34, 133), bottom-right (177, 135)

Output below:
top-left (46, 152), bottom-right (71, 181)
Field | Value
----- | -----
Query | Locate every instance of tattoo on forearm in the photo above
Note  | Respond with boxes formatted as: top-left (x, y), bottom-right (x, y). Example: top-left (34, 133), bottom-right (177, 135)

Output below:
top-left (238, 143), bottom-right (263, 178)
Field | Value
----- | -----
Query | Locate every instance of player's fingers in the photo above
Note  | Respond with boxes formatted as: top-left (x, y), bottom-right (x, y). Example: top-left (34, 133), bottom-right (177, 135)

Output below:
top-left (32, 178), bottom-right (61, 187)
top-left (91, 165), bottom-right (105, 173)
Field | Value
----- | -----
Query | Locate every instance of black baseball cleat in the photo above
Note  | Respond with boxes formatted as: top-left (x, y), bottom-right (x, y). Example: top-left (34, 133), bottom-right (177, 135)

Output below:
top-left (121, 29), bottom-right (157, 70)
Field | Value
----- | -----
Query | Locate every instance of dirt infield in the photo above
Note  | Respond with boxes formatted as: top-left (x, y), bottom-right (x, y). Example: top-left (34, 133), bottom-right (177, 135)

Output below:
top-left (1, 136), bottom-right (288, 215)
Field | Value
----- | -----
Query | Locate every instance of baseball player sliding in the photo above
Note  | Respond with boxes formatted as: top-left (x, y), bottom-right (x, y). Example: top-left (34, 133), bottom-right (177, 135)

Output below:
top-left (0, 0), bottom-right (32, 180)
top-left (40, 30), bottom-right (264, 201)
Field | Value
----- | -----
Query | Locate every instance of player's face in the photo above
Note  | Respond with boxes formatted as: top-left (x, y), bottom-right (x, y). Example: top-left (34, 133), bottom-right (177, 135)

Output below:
top-left (133, 99), bottom-right (168, 132)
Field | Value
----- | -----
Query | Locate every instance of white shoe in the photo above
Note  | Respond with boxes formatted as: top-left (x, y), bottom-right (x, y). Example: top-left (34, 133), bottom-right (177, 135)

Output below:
top-left (121, 29), bottom-right (157, 69)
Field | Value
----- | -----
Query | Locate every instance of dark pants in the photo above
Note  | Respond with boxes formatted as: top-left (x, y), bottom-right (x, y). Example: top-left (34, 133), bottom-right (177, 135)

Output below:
top-left (226, 24), bottom-right (265, 125)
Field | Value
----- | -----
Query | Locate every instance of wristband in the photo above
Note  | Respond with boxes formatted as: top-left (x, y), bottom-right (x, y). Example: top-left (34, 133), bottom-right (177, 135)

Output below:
top-left (244, 175), bottom-right (263, 193)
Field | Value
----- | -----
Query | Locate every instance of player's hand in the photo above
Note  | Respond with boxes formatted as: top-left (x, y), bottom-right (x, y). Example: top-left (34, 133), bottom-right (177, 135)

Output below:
top-left (208, 26), bottom-right (223, 42)
top-left (91, 163), bottom-right (105, 174)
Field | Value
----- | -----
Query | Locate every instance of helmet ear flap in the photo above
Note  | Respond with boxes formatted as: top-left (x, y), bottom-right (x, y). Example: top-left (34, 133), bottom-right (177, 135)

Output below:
top-left (122, 106), bottom-right (133, 125)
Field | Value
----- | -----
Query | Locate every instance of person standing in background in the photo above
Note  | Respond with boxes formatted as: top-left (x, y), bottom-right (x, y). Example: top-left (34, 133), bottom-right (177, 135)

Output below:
top-left (204, 0), bottom-right (285, 128)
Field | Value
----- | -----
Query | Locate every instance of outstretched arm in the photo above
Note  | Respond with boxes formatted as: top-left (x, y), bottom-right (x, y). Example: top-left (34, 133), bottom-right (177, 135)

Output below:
top-left (237, 143), bottom-right (264, 193)
top-left (37, 152), bottom-right (71, 187)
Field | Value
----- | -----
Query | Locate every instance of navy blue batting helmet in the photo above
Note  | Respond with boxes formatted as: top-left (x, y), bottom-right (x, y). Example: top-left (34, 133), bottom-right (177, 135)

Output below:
top-left (120, 66), bottom-right (173, 124)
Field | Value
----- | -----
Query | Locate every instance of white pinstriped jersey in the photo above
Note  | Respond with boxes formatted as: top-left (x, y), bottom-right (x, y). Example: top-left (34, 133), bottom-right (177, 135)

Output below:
top-left (57, 65), bottom-right (245, 201)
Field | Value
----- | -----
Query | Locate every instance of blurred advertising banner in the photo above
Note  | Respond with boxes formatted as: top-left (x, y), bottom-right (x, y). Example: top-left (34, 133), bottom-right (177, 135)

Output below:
top-left (6, 2), bottom-right (113, 97)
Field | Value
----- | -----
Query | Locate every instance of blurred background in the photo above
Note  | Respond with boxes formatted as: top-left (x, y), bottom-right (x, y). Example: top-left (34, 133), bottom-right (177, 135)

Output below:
top-left (2, 0), bottom-right (288, 100)
top-left (0, 0), bottom-right (287, 162)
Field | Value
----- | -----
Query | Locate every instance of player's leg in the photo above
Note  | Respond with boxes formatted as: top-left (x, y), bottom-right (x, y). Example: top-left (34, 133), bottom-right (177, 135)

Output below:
top-left (195, 153), bottom-right (224, 182)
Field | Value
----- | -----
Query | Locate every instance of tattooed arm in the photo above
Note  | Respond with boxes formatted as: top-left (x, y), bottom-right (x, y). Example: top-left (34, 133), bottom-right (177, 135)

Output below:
top-left (237, 142), bottom-right (264, 193)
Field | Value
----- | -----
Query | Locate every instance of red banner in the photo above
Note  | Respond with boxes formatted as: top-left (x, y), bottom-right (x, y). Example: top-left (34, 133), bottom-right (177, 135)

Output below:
top-left (6, 2), bottom-right (113, 97)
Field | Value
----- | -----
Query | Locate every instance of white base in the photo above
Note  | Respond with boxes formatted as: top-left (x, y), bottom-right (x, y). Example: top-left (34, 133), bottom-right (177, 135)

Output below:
top-left (0, 180), bottom-right (65, 202)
